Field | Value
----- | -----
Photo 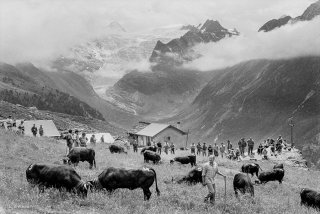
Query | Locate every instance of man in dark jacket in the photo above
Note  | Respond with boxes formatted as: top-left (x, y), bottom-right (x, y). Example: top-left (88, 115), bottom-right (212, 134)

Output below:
top-left (247, 138), bottom-right (254, 156)
top-left (31, 124), bottom-right (37, 137)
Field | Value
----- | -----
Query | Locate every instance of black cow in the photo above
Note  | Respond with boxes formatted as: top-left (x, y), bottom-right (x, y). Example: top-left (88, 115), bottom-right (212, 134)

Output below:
top-left (140, 146), bottom-right (157, 154)
top-left (26, 163), bottom-right (88, 197)
top-left (176, 166), bottom-right (202, 184)
top-left (65, 147), bottom-right (96, 169)
top-left (233, 173), bottom-right (254, 197)
top-left (273, 163), bottom-right (284, 170)
top-left (87, 167), bottom-right (160, 200)
top-left (143, 150), bottom-right (161, 164)
top-left (170, 155), bottom-right (196, 167)
top-left (257, 169), bottom-right (284, 184)
top-left (300, 188), bottom-right (320, 210)
top-left (109, 144), bottom-right (127, 154)
top-left (241, 163), bottom-right (262, 177)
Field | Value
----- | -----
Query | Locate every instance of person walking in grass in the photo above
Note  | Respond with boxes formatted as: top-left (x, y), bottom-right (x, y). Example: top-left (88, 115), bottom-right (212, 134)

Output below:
top-left (18, 120), bottom-right (25, 135)
top-left (39, 125), bottom-right (44, 137)
top-left (90, 134), bottom-right (97, 146)
top-left (213, 143), bottom-right (219, 157)
top-left (202, 155), bottom-right (226, 205)
top-left (247, 138), bottom-right (254, 156)
top-left (202, 142), bottom-right (207, 156)
top-left (66, 130), bottom-right (74, 153)
top-left (74, 130), bottom-right (80, 147)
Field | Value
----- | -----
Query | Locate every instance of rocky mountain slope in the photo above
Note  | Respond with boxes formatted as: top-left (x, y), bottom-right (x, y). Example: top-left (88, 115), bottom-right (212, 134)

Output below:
top-left (259, 0), bottom-right (320, 32)
top-left (150, 19), bottom-right (239, 64)
top-left (0, 62), bottom-right (139, 129)
top-left (106, 19), bottom-right (238, 118)
top-left (175, 56), bottom-right (320, 167)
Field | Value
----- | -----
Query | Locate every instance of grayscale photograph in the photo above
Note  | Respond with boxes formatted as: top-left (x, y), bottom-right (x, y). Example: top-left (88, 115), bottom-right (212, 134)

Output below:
top-left (0, 0), bottom-right (319, 213)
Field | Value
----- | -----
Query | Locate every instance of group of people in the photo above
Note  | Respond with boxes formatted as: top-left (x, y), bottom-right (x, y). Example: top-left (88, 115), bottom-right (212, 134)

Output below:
top-left (31, 124), bottom-right (44, 137)
top-left (65, 129), bottom-right (105, 153)
top-left (257, 136), bottom-right (288, 160)
top-left (189, 142), bottom-right (228, 158)
top-left (0, 115), bottom-right (46, 137)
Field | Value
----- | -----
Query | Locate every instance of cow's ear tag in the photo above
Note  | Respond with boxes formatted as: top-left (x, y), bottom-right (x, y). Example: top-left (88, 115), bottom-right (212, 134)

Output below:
top-left (197, 167), bottom-right (202, 171)
top-left (142, 167), bottom-right (150, 171)
top-left (28, 164), bottom-right (34, 171)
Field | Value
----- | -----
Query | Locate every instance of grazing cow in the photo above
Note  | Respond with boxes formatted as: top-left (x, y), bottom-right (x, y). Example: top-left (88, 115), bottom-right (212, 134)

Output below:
top-left (233, 173), bottom-right (254, 197)
top-left (87, 167), bottom-right (160, 200)
top-left (176, 166), bottom-right (202, 184)
top-left (26, 163), bottom-right (88, 197)
top-left (300, 188), bottom-right (320, 210)
top-left (241, 163), bottom-right (262, 177)
top-left (109, 144), bottom-right (127, 154)
top-left (257, 169), bottom-right (284, 184)
top-left (140, 146), bottom-right (157, 154)
top-left (65, 147), bottom-right (96, 169)
top-left (143, 150), bottom-right (161, 164)
top-left (273, 163), bottom-right (284, 170)
top-left (170, 155), bottom-right (196, 167)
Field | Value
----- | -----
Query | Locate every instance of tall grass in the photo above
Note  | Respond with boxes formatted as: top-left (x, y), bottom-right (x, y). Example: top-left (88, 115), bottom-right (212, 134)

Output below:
top-left (0, 129), bottom-right (319, 214)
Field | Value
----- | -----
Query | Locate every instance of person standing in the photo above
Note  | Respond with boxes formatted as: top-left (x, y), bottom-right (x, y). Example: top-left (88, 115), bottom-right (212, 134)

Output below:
top-left (18, 121), bottom-right (25, 135)
top-left (74, 130), bottom-right (80, 147)
top-left (164, 142), bottom-right (169, 154)
top-left (220, 143), bottom-right (226, 158)
top-left (6, 115), bottom-right (13, 130)
top-left (202, 155), bottom-right (226, 204)
top-left (133, 139), bottom-right (138, 153)
top-left (90, 134), bottom-right (97, 146)
top-left (170, 142), bottom-right (175, 154)
top-left (196, 142), bottom-right (202, 155)
top-left (100, 135), bottom-right (105, 143)
top-left (208, 145), bottom-right (213, 156)
top-left (190, 143), bottom-right (196, 155)
top-left (39, 125), bottom-right (44, 137)
top-left (227, 140), bottom-right (232, 151)
top-left (240, 138), bottom-right (247, 156)
top-left (213, 143), bottom-right (219, 157)
top-left (66, 130), bottom-right (74, 153)
top-left (31, 124), bottom-right (37, 137)
top-left (157, 141), bottom-right (162, 154)
top-left (79, 132), bottom-right (88, 147)
top-left (247, 138), bottom-right (254, 156)
top-left (202, 143), bottom-right (207, 156)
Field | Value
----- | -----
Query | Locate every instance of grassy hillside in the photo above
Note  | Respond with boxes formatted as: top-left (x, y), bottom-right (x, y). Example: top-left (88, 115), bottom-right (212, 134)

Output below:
top-left (1, 129), bottom-right (319, 214)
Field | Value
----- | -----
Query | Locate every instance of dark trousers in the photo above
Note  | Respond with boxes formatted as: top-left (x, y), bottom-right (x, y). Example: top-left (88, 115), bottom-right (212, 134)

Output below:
top-left (197, 149), bottom-right (201, 155)
top-left (133, 146), bottom-right (138, 152)
top-left (248, 146), bottom-right (253, 155)
top-left (158, 147), bottom-right (162, 154)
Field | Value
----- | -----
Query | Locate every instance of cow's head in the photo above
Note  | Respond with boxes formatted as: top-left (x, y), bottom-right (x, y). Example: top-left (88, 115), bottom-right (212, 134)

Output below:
top-left (85, 179), bottom-right (102, 191)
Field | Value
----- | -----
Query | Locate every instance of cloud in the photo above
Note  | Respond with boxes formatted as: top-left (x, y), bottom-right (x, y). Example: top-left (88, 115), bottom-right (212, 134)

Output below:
top-left (0, 0), bottom-right (314, 65)
top-left (185, 17), bottom-right (320, 71)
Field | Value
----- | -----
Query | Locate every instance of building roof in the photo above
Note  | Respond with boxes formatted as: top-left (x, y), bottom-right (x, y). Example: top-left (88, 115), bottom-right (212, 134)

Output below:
top-left (135, 123), bottom-right (187, 137)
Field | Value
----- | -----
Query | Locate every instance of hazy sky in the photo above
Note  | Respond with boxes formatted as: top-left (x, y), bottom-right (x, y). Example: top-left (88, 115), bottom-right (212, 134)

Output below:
top-left (0, 0), bottom-right (316, 65)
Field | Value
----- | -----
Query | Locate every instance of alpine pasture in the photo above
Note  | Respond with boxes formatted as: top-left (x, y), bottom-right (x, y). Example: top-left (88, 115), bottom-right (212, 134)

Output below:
top-left (0, 129), bottom-right (319, 214)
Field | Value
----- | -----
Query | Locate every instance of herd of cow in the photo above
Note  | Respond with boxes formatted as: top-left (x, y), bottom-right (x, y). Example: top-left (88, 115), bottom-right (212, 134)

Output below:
top-left (25, 145), bottom-right (320, 211)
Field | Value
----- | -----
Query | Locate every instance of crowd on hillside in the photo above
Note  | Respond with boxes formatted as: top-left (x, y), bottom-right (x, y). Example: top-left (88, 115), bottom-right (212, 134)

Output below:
top-left (187, 136), bottom-right (292, 161)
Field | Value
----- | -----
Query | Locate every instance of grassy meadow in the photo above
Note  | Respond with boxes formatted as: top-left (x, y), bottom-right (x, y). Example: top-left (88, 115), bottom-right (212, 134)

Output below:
top-left (0, 129), bottom-right (319, 214)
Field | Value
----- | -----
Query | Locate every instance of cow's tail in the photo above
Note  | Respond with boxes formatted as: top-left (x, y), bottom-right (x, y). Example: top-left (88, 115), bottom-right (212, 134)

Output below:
top-left (149, 168), bottom-right (160, 196)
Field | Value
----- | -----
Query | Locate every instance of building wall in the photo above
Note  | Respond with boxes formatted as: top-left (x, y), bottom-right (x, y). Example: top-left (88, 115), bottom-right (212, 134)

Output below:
top-left (152, 127), bottom-right (187, 148)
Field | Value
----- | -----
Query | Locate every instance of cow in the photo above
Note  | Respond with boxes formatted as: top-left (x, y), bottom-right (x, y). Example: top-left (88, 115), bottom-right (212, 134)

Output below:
top-left (26, 163), bottom-right (88, 197)
top-left (87, 167), bottom-right (160, 200)
top-left (143, 150), bottom-right (161, 164)
top-left (170, 155), bottom-right (196, 167)
top-left (64, 147), bottom-right (96, 169)
top-left (241, 163), bottom-right (262, 177)
top-left (273, 163), bottom-right (284, 170)
top-left (256, 169), bottom-right (284, 184)
top-left (233, 173), bottom-right (254, 197)
top-left (300, 188), bottom-right (320, 210)
top-left (140, 146), bottom-right (157, 154)
top-left (175, 166), bottom-right (203, 184)
top-left (109, 144), bottom-right (127, 154)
